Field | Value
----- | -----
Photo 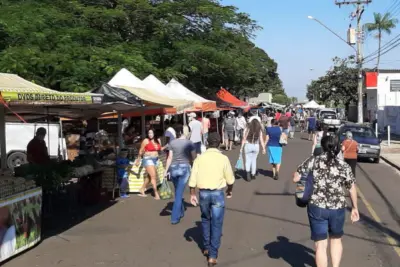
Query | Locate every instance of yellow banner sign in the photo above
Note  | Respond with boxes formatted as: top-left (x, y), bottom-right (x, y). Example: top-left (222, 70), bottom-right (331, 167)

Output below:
top-left (0, 91), bottom-right (101, 104)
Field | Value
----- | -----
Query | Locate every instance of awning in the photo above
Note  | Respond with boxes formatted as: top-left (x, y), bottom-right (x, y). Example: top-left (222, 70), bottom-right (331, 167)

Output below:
top-left (108, 69), bottom-right (193, 115)
top-left (0, 73), bottom-right (107, 119)
top-left (0, 73), bottom-right (103, 106)
top-left (216, 88), bottom-right (249, 110)
top-left (166, 79), bottom-right (217, 112)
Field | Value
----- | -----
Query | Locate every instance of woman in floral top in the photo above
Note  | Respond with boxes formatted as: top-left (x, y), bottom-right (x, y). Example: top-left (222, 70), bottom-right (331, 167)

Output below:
top-left (293, 135), bottom-right (359, 267)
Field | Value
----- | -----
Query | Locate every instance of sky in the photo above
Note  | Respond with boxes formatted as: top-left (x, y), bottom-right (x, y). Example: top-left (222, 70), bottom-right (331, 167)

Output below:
top-left (222, 0), bottom-right (400, 100)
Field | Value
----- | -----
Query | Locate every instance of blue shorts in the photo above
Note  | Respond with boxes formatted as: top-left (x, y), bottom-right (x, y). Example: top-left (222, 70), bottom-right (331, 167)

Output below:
top-left (142, 157), bottom-right (158, 167)
top-left (307, 204), bottom-right (345, 241)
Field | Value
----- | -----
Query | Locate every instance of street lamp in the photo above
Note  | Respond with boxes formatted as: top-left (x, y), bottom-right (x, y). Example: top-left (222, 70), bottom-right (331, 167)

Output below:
top-left (308, 15), bottom-right (363, 123)
top-left (307, 15), bottom-right (356, 52)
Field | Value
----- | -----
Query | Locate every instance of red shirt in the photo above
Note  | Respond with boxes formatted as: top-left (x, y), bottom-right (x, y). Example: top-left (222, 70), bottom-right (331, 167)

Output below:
top-left (27, 138), bottom-right (49, 164)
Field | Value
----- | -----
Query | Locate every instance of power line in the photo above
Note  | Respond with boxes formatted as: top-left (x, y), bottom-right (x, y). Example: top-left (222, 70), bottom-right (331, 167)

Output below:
top-left (363, 32), bottom-right (400, 60)
top-left (385, 0), bottom-right (400, 13)
top-left (363, 37), bottom-right (400, 64)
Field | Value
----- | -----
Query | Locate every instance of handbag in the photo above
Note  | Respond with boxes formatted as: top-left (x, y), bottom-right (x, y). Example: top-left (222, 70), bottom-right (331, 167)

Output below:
top-left (279, 133), bottom-right (288, 146)
top-left (295, 159), bottom-right (316, 208)
top-left (235, 153), bottom-right (244, 170)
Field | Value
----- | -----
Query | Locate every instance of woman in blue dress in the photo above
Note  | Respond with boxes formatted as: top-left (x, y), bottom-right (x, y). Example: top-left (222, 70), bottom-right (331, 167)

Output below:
top-left (265, 119), bottom-right (285, 180)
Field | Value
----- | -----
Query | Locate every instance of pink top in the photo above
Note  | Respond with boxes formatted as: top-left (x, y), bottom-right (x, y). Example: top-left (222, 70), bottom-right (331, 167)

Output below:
top-left (285, 112), bottom-right (292, 117)
top-left (202, 118), bottom-right (210, 134)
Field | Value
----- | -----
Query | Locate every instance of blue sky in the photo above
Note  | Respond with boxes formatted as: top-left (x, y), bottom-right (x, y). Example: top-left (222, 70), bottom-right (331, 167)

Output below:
top-left (222, 0), bottom-right (399, 100)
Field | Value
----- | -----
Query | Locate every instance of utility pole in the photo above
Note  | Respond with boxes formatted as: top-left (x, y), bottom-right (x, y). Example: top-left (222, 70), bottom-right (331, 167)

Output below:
top-left (335, 0), bottom-right (371, 124)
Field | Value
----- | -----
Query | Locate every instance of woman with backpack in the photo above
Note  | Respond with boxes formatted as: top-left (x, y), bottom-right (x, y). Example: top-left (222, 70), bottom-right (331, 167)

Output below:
top-left (293, 135), bottom-right (359, 267)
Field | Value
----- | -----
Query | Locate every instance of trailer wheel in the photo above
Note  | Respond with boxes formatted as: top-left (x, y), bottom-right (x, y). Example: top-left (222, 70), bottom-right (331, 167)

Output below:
top-left (7, 152), bottom-right (27, 169)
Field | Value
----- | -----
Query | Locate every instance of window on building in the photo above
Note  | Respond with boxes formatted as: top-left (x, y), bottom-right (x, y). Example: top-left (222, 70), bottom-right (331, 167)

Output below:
top-left (390, 80), bottom-right (400, 91)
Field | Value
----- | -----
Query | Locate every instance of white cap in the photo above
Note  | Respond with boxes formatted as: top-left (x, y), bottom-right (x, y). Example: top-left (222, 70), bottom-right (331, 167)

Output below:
top-left (188, 112), bottom-right (197, 118)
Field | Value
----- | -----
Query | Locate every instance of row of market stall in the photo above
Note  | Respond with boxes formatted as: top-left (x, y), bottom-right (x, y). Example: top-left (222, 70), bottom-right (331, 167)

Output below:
top-left (0, 69), bottom-right (252, 263)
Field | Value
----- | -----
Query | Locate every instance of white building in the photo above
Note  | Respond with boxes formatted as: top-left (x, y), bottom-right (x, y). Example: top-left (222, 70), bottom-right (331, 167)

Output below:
top-left (248, 92), bottom-right (272, 105)
top-left (365, 70), bottom-right (400, 134)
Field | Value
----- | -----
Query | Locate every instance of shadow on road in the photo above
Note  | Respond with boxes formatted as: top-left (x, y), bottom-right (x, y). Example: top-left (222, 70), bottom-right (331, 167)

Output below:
top-left (159, 201), bottom-right (191, 217)
top-left (257, 169), bottom-right (274, 178)
top-left (264, 236), bottom-right (315, 267)
top-left (226, 207), bottom-right (400, 248)
top-left (235, 170), bottom-right (246, 180)
top-left (184, 221), bottom-right (203, 253)
top-left (42, 200), bottom-right (117, 240)
top-left (357, 163), bottom-right (400, 228)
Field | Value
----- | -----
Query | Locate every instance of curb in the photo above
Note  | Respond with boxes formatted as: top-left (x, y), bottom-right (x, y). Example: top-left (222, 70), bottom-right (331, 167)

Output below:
top-left (380, 155), bottom-right (400, 172)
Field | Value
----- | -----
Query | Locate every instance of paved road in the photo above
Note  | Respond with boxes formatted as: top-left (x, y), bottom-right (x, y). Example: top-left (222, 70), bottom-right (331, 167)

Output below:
top-left (4, 134), bottom-right (400, 267)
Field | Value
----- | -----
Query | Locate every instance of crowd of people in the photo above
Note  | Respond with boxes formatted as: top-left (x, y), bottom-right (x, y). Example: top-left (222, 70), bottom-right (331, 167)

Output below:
top-left (112, 107), bottom-right (359, 267)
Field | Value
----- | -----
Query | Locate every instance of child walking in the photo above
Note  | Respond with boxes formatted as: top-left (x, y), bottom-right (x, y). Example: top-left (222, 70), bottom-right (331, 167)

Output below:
top-left (116, 149), bottom-right (130, 198)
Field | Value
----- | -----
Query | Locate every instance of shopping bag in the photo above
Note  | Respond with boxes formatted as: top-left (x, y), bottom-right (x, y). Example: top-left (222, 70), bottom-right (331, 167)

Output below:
top-left (235, 154), bottom-right (244, 170)
top-left (279, 134), bottom-right (288, 146)
top-left (159, 178), bottom-right (173, 200)
top-left (201, 144), bottom-right (207, 154)
top-left (234, 133), bottom-right (240, 142)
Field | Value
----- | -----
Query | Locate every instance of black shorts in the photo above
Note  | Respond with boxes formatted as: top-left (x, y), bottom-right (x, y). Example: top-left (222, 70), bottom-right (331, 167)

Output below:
top-left (308, 128), bottom-right (315, 134)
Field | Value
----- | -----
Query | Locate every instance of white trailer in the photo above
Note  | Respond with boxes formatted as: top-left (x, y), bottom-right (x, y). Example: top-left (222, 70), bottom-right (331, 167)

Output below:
top-left (5, 122), bottom-right (67, 169)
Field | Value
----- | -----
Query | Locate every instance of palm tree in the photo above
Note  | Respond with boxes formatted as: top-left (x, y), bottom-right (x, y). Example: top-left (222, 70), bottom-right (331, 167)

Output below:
top-left (364, 12), bottom-right (398, 69)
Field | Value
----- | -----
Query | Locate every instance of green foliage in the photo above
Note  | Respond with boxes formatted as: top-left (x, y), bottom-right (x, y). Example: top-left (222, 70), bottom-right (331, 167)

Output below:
top-left (0, 0), bottom-right (284, 98)
top-left (273, 94), bottom-right (289, 105)
top-left (306, 57), bottom-right (358, 108)
top-left (364, 12), bottom-right (398, 68)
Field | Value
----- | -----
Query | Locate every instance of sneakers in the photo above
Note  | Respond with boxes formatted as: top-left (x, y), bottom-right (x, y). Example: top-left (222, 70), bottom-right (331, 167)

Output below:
top-left (273, 173), bottom-right (279, 180)
top-left (120, 193), bottom-right (130, 199)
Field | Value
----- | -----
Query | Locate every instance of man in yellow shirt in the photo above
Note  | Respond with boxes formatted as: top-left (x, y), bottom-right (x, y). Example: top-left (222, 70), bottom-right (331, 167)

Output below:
top-left (188, 132), bottom-right (235, 266)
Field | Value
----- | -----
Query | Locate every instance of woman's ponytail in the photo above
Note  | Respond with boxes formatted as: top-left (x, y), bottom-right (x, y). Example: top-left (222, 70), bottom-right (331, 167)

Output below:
top-left (321, 135), bottom-right (338, 165)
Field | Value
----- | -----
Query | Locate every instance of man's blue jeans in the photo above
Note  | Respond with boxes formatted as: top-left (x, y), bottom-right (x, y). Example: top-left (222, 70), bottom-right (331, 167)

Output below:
top-left (170, 164), bottom-right (191, 224)
top-left (199, 189), bottom-right (225, 259)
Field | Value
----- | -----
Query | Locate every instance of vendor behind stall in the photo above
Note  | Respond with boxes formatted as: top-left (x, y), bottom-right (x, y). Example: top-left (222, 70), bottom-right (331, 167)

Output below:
top-left (27, 127), bottom-right (50, 165)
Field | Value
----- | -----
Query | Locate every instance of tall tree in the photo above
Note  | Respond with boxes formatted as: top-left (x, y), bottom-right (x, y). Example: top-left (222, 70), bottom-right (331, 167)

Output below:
top-left (364, 12), bottom-right (398, 69)
top-left (0, 0), bottom-right (285, 99)
top-left (307, 57), bottom-right (357, 111)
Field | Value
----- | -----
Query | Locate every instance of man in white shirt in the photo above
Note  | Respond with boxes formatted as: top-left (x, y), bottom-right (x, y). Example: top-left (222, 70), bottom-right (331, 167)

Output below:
top-left (235, 112), bottom-right (247, 144)
top-left (188, 112), bottom-right (203, 155)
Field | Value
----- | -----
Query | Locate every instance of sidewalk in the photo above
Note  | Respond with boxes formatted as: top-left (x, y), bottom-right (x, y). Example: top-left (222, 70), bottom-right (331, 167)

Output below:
top-left (380, 141), bottom-right (400, 170)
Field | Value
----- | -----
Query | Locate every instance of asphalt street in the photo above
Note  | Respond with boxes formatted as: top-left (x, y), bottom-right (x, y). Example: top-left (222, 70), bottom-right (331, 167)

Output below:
top-left (4, 133), bottom-right (400, 267)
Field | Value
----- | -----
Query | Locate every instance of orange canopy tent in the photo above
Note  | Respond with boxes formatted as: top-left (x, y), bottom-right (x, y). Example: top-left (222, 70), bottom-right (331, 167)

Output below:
top-left (216, 88), bottom-right (250, 111)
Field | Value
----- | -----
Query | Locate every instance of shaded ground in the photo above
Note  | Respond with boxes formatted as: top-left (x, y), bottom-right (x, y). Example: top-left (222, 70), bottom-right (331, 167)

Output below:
top-left (3, 133), bottom-right (400, 267)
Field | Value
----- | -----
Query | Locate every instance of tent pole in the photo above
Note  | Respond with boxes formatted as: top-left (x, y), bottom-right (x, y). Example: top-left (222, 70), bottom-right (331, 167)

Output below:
top-left (141, 110), bottom-right (146, 138)
top-left (161, 115), bottom-right (165, 132)
top-left (183, 112), bottom-right (187, 126)
top-left (216, 114), bottom-right (219, 135)
top-left (47, 107), bottom-right (50, 156)
top-left (117, 112), bottom-right (123, 151)
top-left (59, 118), bottom-right (66, 160)
top-left (0, 105), bottom-right (6, 169)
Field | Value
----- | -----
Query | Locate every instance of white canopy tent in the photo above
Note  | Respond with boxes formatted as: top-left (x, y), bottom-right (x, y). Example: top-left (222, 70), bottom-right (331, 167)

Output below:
top-left (303, 100), bottom-right (321, 109)
top-left (142, 74), bottom-right (170, 98)
top-left (166, 79), bottom-right (207, 102)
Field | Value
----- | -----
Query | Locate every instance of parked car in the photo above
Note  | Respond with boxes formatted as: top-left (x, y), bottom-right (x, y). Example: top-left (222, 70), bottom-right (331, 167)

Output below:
top-left (317, 108), bottom-right (341, 132)
top-left (337, 123), bottom-right (381, 163)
